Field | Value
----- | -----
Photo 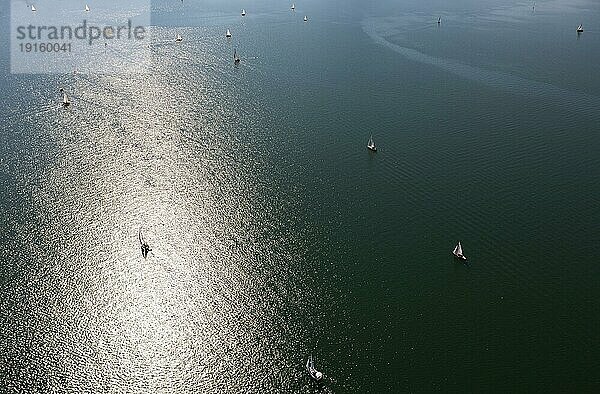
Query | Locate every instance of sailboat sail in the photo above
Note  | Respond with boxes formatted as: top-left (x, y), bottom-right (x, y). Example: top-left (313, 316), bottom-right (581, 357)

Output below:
top-left (454, 242), bottom-right (463, 256)
top-left (367, 135), bottom-right (376, 149)
top-left (306, 354), bottom-right (323, 381)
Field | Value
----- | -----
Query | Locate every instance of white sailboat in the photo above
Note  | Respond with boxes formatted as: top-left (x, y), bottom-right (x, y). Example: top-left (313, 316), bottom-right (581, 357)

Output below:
top-left (226, 28), bottom-right (232, 38)
top-left (577, 24), bottom-right (583, 33)
top-left (367, 135), bottom-right (377, 152)
top-left (85, 4), bottom-right (90, 12)
top-left (31, 5), bottom-right (36, 12)
top-left (59, 88), bottom-right (70, 107)
top-left (291, 4), bottom-right (295, 10)
top-left (452, 241), bottom-right (467, 261)
top-left (306, 355), bottom-right (323, 381)
top-left (241, 9), bottom-right (246, 16)
top-left (304, 15), bottom-right (308, 22)
top-left (176, 33), bottom-right (182, 42)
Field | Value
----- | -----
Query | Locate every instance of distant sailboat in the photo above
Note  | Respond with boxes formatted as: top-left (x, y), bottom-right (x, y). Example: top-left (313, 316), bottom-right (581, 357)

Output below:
top-left (234, 49), bottom-right (240, 64)
top-left (241, 9), bottom-right (246, 16)
top-left (176, 33), bottom-right (182, 42)
top-left (304, 15), bottom-right (308, 22)
top-left (577, 24), bottom-right (583, 33)
top-left (59, 88), bottom-right (70, 107)
top-left (85, 4), bottom-right (89, 12)
top-left (367, 135), bottom-right (377, 152)
top-left (139, 228), bottom-right (152, 259)
top-left (31, 5), bottom-right (36, 12)
top-left (306, 355), bottom-right (323, 381)
top-left (291, 3), bottom-right (295, 10)
top-left (452, 241), bottom-right (467, 261)
top-left (438, 17), bottom-right (441, 24)
top-left (226, 28), bottom-right (232, 38)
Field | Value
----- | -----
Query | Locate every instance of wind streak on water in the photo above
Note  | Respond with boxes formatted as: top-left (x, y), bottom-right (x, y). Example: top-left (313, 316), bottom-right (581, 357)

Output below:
top-left (362, 16), bottom-right (600, 117)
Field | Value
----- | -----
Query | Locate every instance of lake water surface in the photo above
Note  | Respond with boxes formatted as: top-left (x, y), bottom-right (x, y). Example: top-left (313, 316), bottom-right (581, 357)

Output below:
top-left (1, 0), bottom-right (599, 392)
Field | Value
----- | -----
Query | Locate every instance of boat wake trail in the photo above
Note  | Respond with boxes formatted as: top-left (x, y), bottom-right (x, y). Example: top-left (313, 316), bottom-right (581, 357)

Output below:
top-left (361, 16), bottom-right (600, 118)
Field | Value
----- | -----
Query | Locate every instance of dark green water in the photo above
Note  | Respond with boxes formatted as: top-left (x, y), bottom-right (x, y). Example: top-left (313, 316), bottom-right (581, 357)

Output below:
top-left (1, 0), bottom-right (599, 392)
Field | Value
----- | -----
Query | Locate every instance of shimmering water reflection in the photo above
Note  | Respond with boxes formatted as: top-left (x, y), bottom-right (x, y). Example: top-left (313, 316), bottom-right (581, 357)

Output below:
top-left (1, 21), bottom-right (335, 391)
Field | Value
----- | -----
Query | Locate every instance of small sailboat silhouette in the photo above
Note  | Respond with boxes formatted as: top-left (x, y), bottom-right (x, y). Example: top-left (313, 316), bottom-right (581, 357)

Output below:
top-left (304, 15), bottom-right (308, 22)
top-left (139, 228), bottom-right (152, 259)
top-left (31, 5), bottom-right (36, 12)
top-left (306, 355), bottom-right (323, 381)
top-left (452, 241), bottom-right (467, 261)
top-left (241, 9), bottom-right (246, 16)
top-left (367, 135), bottom-right (377, 152)
top-left (59, 88), bottom-right (70, 107)
top-left (226, 28), bottom-right (232, 38)
top-left (176, 33), bottom-right (182, 42)
top-left (85, 4), bottom-right (89, 12)
top-left (291, 4), bottom-right (295, 10)
top-left (234, 49), bottom-right (240, 64)
top-left (577, 24), bottom-right (583, 33)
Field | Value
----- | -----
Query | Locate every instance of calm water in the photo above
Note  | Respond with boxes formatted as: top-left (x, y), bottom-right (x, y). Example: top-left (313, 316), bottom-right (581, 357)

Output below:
top-left (1, 0), bottom-right (599, 392)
